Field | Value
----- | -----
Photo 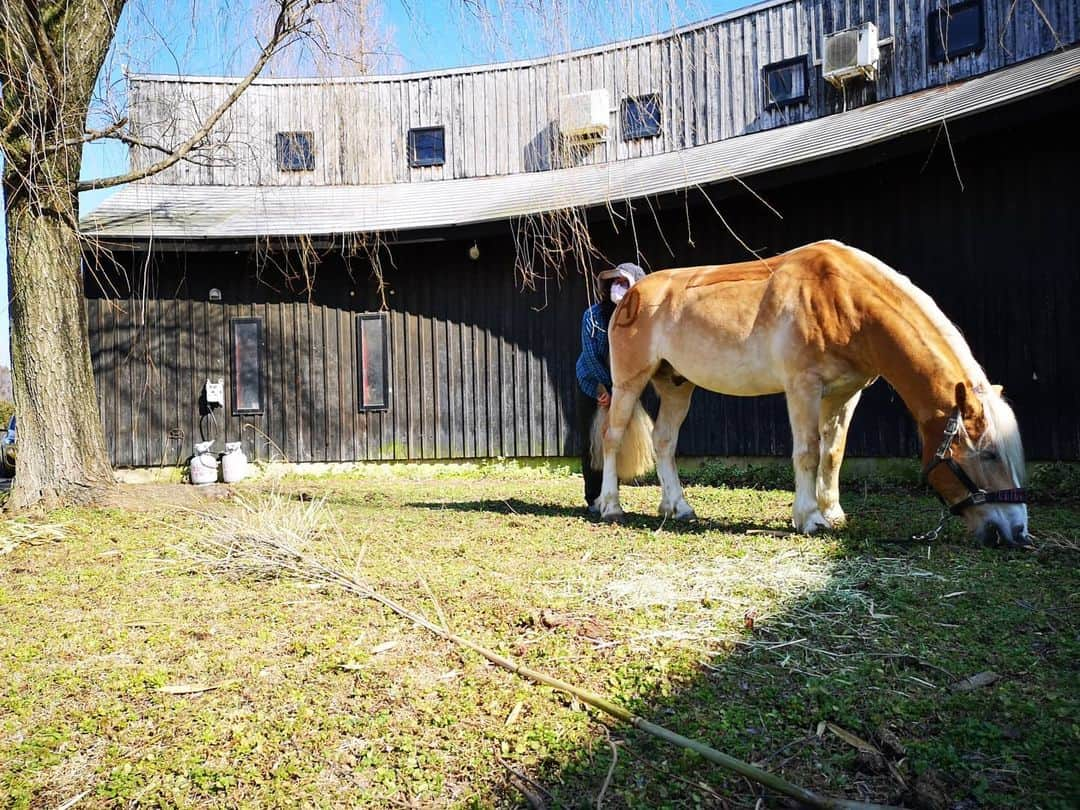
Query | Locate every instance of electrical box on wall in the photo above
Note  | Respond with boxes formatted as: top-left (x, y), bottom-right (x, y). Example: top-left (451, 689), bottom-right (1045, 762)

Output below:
top-left (204, 378), bottom-right (225, 407)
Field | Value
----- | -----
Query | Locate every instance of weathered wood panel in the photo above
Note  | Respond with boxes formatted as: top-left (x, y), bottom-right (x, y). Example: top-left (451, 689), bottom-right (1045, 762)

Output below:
top-left (129, 0), bottom-right (1078, 187)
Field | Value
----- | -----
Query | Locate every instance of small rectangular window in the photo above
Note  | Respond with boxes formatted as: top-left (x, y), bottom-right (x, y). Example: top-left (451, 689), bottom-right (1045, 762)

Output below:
top-left (622, 94), bottom-right (662, 139)
top-left (276, 131), bottom-right (315, 171)
top-left (763, 57), bottom-right (810, 108)
top-left (928, 0), bottom-right (984, 63)
top-left (408, 127), bottom-right (445, 167)
top-left (356, 313), bottom-right (390, 411)
top-left (231, 318), bottom-right (264, 414)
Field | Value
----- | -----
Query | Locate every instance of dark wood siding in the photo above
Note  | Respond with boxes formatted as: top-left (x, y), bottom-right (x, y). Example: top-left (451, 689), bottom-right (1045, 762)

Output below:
top-left (87, 87), bottom-right (1080, 466)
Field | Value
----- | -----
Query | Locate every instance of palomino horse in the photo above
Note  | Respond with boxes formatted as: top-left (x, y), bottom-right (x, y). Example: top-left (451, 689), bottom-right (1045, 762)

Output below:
top-left (595, 240), bottom-right (1029, 547)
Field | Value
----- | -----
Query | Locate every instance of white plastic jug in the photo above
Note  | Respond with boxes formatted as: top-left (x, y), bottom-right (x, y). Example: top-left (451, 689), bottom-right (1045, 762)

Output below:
top-left (189, 440), bottom-right (218, 485)
top-left (221, 441), bottom-right (248, 484)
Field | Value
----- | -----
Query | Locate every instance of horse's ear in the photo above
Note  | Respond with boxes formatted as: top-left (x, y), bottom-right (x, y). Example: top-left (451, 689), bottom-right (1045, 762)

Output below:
top-left (954, 381), bottom-right (979, 419)
top-left (954, 381), bottom-right (967, 411)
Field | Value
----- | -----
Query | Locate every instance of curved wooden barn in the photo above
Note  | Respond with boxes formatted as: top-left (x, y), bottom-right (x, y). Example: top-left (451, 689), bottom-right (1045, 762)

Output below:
top-left (81, 0), bottom-right (1080, 469)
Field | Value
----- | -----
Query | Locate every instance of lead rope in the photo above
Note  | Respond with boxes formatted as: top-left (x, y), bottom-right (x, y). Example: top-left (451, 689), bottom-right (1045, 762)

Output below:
top-left (879, 506), bottom-right (950, 545)
top-left (910, 508), bottom-right (949, 543)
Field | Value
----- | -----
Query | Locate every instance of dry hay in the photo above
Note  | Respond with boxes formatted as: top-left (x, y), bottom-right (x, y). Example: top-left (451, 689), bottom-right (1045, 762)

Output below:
top-left (600, 550), bottom-right (833, 612)
top-left (0, 519), bottom-right (67, 555)
top-left (563, 551), bottom-right (951, 657)
top-left (176, 488), bottom-right (358, 585)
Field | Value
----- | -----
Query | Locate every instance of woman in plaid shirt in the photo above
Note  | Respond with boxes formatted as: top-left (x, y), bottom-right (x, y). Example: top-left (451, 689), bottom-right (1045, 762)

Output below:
top-left (576, 263), bottom-right (646, 513)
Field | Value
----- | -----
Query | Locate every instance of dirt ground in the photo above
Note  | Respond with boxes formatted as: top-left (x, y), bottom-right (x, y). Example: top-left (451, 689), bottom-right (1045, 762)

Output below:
top-left (96, 482), bottom-right (236, 511)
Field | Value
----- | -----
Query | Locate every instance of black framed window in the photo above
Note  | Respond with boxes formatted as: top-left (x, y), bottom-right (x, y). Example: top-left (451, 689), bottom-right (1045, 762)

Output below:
top-left (621, 94), bottom-right (662, 139)
top-left (763, 56), bottom-right (810, 108)
top-left (230, 318), bottom-right (264, 414)
top-left (408, 127), bottom-right (445, 167)
top-left (928, 0), bottom-right (984, 63)
top-left (356, 313), bottom-right (390, 411)
top-left (276, 131), bottom-right (315, 171)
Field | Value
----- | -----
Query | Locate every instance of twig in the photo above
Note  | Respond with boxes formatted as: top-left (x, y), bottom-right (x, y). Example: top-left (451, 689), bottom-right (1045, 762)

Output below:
top-left (607, 729), bottom-right (731, 806)
top-left (54, 790), bottom-right (91, 810)
top-left (755, 734), bottom-right (815, 766)
top-left (499, 755), bottom-right (552, 809)
top-left (596, 732), bottom-right (618, 809)
top-left (869, 653), bottom-right (954, 680)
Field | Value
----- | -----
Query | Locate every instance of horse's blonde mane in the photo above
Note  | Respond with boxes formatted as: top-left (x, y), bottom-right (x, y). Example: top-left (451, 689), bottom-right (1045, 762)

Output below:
top-left (974, 393), bottom-right (1026, 485)
top-left (837, 242), bottom-right (1026, 485)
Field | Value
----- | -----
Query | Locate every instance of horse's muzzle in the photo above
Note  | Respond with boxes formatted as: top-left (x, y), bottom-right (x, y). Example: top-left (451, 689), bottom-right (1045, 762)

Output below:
top-left (977, 522), bottom-right (1032, 548)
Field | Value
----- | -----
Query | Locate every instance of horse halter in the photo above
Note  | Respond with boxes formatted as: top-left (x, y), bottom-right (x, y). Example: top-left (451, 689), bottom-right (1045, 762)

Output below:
top-left (922, 409), bottom-right (1028, 515)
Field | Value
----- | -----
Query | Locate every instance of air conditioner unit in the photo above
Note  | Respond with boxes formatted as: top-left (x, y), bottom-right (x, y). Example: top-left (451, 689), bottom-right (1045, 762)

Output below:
top-left (822, 22), bottom-right (879, 86)
top-left (558, 89), bottom-right (610, 142)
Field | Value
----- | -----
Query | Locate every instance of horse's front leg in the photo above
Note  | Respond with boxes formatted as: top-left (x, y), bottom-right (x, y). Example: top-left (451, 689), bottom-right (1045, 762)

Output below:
top-left (597, 385), bottom-right (638, 522)
top-left (786, 377), bottom-right (830, 534)
top-left (651, 375), bottom-right (696, 519)
top-left (816, 386), bottom-right (866, 527)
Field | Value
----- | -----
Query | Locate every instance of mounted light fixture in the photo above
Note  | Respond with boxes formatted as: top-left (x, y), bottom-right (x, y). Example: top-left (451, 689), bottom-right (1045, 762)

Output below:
top-left (209, 288), bottom-right (222, 301)
top-left (468, 242), bottom-right (480, 261)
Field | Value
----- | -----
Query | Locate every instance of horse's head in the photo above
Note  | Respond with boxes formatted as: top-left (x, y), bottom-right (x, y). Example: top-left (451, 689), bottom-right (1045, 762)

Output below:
top-left (923, 382), bottom-right (1029, 547)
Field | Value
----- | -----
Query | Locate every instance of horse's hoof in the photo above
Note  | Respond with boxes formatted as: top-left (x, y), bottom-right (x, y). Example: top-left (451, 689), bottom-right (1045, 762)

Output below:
top-left (822, 508), bottom-right (847, 528)
top-left (794, 511), bottom-right (830, 535)
top-left (659, 502), bottom-right (697, 520)
top-left (603, 511), bottom-right (626, 525)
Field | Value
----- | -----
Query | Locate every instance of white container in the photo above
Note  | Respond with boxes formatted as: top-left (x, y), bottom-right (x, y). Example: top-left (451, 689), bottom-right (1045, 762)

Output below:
top-left (189, 441), bottom-right (219, 485)
top-left (221, 441), bottom-right (248, 483)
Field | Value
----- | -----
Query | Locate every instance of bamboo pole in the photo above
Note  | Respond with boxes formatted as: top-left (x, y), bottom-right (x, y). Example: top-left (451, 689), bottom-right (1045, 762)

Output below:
top-left (196, 521), bottom-right (903, 810)
top-left (323, 567), bottom-right (903, 810)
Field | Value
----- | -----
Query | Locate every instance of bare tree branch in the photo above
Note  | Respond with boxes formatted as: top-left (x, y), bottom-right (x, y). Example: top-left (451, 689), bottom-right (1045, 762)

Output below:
top-left (53, 120), bottom-right (225, 168)
top-left (19, 0), bottom-right (65, 94)
top-left (1, 102), bottom-right (26, 145)
top-left (78, 0), bottom-right (315, 192)
top-left (60, 118), bottom-right (129, 147)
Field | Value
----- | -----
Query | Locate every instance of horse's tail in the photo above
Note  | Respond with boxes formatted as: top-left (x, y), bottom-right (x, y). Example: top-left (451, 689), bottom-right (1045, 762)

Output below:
top-left (589, 401), bottom-right (656, 481)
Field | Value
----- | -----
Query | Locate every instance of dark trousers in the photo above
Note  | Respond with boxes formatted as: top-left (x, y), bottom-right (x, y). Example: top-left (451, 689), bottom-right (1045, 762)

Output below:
top-left (577, 388), bottom-right (602, 508)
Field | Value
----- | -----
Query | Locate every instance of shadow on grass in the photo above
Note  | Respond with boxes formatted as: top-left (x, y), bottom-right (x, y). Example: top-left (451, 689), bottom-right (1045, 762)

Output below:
top-left (405, 496), bottom-right (800, 537)
top-left (477, 496), bottom-right (1080, 809)
top-left (272, 475), bottom-right (1079, 806)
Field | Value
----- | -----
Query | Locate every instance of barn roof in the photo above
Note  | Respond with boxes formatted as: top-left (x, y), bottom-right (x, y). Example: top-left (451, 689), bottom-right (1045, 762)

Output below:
top-left (81, 47), bottom-right (1080, 243)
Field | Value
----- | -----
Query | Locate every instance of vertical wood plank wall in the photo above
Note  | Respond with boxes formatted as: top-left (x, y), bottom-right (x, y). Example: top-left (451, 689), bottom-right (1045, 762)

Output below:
top-left (129, 0), bottom-right (1077, 187)
top-left (88, 104), bottom-right (1080, 467)
top-left (87, 243), bottom-right (584, 468)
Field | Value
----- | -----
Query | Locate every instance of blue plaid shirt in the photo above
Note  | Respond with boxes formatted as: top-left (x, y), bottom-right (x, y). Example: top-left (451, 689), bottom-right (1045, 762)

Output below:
top-left (575, 303), bottom-right (612, 399)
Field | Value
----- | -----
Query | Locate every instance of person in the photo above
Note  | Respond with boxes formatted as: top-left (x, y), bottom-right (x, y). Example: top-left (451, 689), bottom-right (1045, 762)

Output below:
top-left (575, 262), bottom-right (646, 513)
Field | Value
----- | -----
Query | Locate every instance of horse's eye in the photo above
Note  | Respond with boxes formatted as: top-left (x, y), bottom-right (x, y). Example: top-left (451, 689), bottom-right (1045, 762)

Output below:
top-left (979, 449), bottom-right (999, 462)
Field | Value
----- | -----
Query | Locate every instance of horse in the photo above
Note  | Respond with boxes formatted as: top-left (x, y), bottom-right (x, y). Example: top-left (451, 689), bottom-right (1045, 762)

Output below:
top-left (593, 240), bottom-right (1030, 547)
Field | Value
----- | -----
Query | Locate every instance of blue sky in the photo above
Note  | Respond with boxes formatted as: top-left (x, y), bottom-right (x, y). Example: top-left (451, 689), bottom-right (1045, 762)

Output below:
top-left (1, 0), bottom-right (746, 369)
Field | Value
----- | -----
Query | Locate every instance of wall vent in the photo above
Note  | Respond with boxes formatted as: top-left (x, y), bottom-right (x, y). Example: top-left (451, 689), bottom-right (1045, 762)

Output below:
top-left (822, 22), bottom-right (879, 86)
top-left (558, 90), bottom-right (610, 142)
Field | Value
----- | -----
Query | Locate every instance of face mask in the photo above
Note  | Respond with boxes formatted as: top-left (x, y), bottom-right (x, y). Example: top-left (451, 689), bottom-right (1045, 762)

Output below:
top-left (610, 281), bottom-right (629, 303)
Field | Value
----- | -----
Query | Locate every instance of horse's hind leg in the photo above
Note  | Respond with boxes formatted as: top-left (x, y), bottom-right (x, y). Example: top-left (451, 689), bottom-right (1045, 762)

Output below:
top-left (651, 372), bottom-right (696, 519)
top-left (597, 381), bottom-right (647, 521)
top-left (785, 375), bottom-right (830, 534)
top-left (817, 387), bottom-right (865, 527)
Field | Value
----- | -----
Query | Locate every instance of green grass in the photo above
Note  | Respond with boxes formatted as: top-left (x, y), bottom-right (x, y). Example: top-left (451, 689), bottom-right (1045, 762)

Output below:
top-left (1, 470), bottom-right (1077, 808)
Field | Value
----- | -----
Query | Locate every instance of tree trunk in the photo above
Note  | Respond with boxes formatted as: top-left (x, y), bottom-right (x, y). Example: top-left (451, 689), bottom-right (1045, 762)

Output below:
top-left (4, 163), bottom-right (114, 509)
